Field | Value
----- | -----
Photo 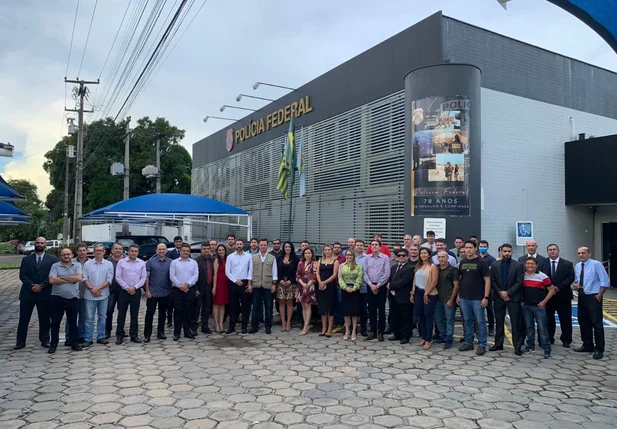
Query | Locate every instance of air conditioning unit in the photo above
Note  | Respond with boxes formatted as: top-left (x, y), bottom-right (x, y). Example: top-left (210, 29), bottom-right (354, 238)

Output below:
top-left (110, 162), bottom-right (124, 176)
top-left (142, 165), bottom-right (158, 179)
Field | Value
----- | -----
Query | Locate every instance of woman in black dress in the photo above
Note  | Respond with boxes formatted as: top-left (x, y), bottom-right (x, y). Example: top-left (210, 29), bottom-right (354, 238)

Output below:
top-left (276, 242), bottom-right (298, 332)
top-left (338, 250), bottom-right (363, 341)
top-left (315, 244), bottom-right (339, 337)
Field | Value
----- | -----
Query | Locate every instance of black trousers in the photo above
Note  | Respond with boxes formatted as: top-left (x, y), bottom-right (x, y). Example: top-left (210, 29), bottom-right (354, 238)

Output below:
top-left (16, 297), bottom-right (50, 346)
top-left (228, 281), bottom-right (251, 331)
top-left (546, 295), bottom-right (573, 344)
top-left (144, 295), bottom-right (170, 338)
top-left (106, 292), bottom-right (119, 335)
top-left (391, 300), bottom-right (412, 340)
top-left (367, 286), bottom-right (387, 334)
top-left (172, 287), bottom-right (196, 336)
top-left (116, 288), bottom-right (141, 339)
top-left (578, 293), bottom-right (605, 352)
top-left (486, 294), bottom-right (495, 330)
top-left (358, 292), bottom-right (368, 333)
top-left (387, 292), bottom-right (395, 329)
top-left (193, 285), bottom-right (213, 332)
top-left (50, 296), bottom-right (79, 347)
top-left (493, 299), bottom-right (523, 350)
top-left (167, 298), bottom-right (174, 324)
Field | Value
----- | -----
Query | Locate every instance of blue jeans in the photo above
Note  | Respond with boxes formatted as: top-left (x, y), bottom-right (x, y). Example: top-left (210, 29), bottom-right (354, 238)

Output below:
top-left (65, 298), bottom-right (86, 340)
top-left (84, 298), bottom-right (109, 342)
top-left (251, 288), bottom-right (273, 330)
top-left (434, 300), bottom-right (456, 344)
top-left (522, 305), bottom-right (551, 353)
top-left (414, 290), bottom-right (438, 342)
top-left (459, 298), bottom-right (487, 347)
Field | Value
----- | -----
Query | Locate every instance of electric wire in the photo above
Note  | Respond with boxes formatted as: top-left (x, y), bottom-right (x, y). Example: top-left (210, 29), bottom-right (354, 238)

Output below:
top-left (76, 0), bottom-right (99, 78)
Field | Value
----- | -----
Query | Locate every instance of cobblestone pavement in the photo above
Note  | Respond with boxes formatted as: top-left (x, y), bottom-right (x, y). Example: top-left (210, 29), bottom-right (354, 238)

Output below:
top-left (0, 269), bottom-right (615, 429)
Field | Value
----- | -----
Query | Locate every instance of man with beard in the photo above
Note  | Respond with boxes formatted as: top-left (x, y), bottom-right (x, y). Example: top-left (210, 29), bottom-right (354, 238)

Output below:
top-left (15, 237), bottom-right (58, 350)
top-left (105, 243), bottom-right (125, 339)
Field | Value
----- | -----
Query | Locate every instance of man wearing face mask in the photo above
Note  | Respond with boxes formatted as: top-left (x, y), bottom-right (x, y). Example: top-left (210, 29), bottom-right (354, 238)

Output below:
top-left (478, 240), bottom-right (497, 336)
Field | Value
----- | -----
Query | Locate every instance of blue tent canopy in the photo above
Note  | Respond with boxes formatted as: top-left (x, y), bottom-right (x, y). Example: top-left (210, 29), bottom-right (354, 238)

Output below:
top-left (547, 0), bottom-right (617, 53)
top-left (0, 175), bottom-right (25, 201)
top-left (82, 193), bottom-right (248, 219)
top-left (0, 201), bottom-right (28, 217)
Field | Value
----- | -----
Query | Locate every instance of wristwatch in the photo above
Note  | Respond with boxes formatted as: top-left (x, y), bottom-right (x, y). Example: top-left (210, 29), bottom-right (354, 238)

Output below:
top-left (484, 296), bottom-right (489, 300)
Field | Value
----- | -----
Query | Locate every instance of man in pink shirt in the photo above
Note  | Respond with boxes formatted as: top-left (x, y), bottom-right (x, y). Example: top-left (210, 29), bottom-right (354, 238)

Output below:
top-left (115, 244), bottom-right (147, 345)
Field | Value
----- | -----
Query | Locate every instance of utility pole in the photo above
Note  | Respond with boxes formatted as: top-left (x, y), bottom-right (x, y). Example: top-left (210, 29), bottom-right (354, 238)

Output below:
top-left (155, 135), bottom-right (161, 194)
top-left (65, 78), bottom-right (99, 243)
top-left (122, 117), bottom-right (131, 234)
top-left (62, 144), bottom-right (75, 243)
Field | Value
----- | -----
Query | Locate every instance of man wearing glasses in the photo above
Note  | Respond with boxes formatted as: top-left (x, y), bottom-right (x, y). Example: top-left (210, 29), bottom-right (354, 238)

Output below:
top-left (387, 249), bottom-right (415, 344)
top-left (269, 239), bottom-right (282, 257)
top-left (144, 243), bottom-right (172, 342)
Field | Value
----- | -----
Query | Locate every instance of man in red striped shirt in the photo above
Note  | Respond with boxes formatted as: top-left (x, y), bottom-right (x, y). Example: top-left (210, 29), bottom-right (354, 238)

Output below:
top-left (522, 257), bottom-right (556, 358)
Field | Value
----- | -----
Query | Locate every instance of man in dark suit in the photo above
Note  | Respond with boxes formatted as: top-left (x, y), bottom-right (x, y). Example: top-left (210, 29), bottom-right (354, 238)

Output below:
top-left (490, 243), bottom-right (525, 355)
top-left (386, 249), bottom-right (415, 344)
top-left (15, 237), bottom-right (58, 350)
top-left (194, 243), bottom-right (214, 334)
top-left (540, 244), bottom-right (575, 347)
top-left (517, 239), bottom-right (546, 266)
top-left (166, 236), bottom-right (183, 327)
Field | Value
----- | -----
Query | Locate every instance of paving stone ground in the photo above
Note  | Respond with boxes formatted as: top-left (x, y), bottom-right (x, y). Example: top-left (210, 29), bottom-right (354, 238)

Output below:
top-left (0, 269), bottom-right (615, 429)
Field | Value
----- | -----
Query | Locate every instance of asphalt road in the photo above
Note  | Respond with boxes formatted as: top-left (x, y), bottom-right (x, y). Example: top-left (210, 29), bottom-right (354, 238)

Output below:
top-left (0, 254), bottom-right (24, 265)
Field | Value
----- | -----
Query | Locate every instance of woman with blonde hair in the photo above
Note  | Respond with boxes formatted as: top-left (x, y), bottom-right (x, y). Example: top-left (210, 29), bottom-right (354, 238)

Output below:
top-left (315, 244), bottom-right (339, 338)
top-left (338, 250), bottom-right (363, 341)
top-left (411, 247), bottom-right (439, 350)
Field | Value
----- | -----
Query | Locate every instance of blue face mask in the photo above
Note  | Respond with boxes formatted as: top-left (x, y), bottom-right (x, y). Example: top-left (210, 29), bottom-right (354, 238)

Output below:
top-left (479, 248), bottom-right (488, 255)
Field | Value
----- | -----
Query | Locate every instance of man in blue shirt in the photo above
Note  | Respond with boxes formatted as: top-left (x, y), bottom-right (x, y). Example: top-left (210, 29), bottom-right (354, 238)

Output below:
top-left (573, 247), bottom-right (610, 360)
top-left (144, 244), bottom-right (172, 342)
top-left (353, 240), bottom-right (369, 336)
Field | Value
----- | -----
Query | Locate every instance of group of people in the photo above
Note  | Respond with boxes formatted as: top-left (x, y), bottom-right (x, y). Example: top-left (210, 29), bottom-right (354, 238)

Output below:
top-left (14, 232), bottom-right (610, 360)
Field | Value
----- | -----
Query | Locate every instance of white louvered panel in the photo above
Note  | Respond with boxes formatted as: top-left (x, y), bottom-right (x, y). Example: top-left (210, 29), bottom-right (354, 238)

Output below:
top-left (192, 90), bottom-right (407, 246)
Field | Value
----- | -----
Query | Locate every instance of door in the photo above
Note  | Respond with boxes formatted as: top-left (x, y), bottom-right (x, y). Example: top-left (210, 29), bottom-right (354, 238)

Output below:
top-left (601, 223), bottom-right (617, 287)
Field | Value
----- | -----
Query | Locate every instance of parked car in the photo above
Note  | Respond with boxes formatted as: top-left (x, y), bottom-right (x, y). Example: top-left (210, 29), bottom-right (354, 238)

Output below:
top-left (114, 235), bottom-right (173, 261)
top-left (92, 241), bottom-right (115, 257)
top-left (17, 242), bottom-right (26, 254)
top-left (23, 241), bottom-right (35, 255)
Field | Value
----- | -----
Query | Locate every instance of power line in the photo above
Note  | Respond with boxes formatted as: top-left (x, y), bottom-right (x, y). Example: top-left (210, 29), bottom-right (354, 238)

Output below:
top-left (65, 0), bottom-right (80, 77)
top-left (76, 0), bottom-right (99, 78)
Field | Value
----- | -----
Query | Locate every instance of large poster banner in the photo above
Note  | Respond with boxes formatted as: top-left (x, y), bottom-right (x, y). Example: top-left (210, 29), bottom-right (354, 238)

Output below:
top-left (410, 96), bottom-right (471, 216)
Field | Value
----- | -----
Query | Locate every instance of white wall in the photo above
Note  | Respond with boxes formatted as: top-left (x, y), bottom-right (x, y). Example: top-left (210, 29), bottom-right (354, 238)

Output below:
top-left (481, 88), bottom-right (617, 261)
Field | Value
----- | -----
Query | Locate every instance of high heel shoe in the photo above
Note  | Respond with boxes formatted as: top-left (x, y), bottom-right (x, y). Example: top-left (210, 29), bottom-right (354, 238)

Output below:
top-left (351, 332), bottom-right (357, 341)
top-left (343, 332), bottom-right (349, 340)
top-left (319, 333), bottom-right (326, 337)
top-left (423, 342), bottom-right (432, 350)
top-left (417, 340), bottom-right (426, 346)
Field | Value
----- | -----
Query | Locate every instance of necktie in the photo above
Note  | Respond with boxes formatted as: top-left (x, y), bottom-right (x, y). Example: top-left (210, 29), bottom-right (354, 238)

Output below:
top-left (551, 260), bottom-right (556, 279)
top-left (579, 263), bottom-right (585, 289)
top-left (37, 256), bottom-right (41, 267)
top-left (206, 260), bottom-right (213, 285)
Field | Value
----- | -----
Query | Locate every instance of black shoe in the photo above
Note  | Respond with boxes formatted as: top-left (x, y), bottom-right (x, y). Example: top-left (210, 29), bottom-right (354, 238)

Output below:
top-left (459, 343), bottom-right (474, 351)
top-left (459, 338), bottom-right (465, 343)
top-left (184, 333), bottom-right (195, 339)
top-left (144, 337), bottom-right (151, 343)
top-left (157, 333), bottom-right (167, 340)
top-left (574, 346), bottom-right (594, 353)
top-left (550, 338), bottom-right (555, 344)
top-left (365, 333), bottom-right (377, 341)
top-left (71, 344), bottom-right (83, 351)
top-left (265, 328), bottom-right (271, 334)
top-left (13, 344), bottom-right (25, 350)
top-left (384, 327), bottom-right (392, 335)
top-left (167, 322), bottom-right (173, 328)
top-left (201, 328), bottom-right (212, 334)
top-left (432, 333), bottom-right (440, 340)
top-left (400, 339), bottom-right (409, 345)
top-left (97, 339), bottom-right (109, 345)
top-left (47, 347), bottom-right (56, 354)
top-left (115, 337), bottom-right (123, 345)
top-left (377, 333), bottom-right (384, 342)
top-left (562, 342), bottom-right (571, 348)
top-left (41, 342), bottom-right (50, 348)
top-left (515, 350), bottom-right (523, 356)
top-left (225, 328), bottom-right (235, 335)
top-left (388, 336), bottom-right (401, 341)
top-left (476, 346), bottom-right (486, 356)
top-left (489, 345), bottom-right (503, 351)
top-left (64, 340), bottom-right (71, 347)
top-left (249, 327), bottom-right (258, 334)
top-left (173, 334), bottom-right (180, 341)
top-left (361, 331), bottom-right (368, 337)
top-left (593, 351), bottom-right (604, 360)
top-left (241, 327), bottom-right (248, 334)
top-left (130, 337), bottom-right (142, 344)
top-left (104, 332), bottom-right (111, 340)
top-left (78, 337), bottom-right (85, 344)
top-left (488, 328), bottom-right (495, 337)
top-left (444, 342), bottom-right (452, 350)
top-left (81, 341), bottom-right (93, 348)
top-left (433, 338), bottom-right (445, 344)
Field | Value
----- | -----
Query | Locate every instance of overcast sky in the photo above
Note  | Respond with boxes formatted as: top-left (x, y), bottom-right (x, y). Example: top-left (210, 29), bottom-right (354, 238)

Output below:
top-left (1, 0), bottom-right (616, 200)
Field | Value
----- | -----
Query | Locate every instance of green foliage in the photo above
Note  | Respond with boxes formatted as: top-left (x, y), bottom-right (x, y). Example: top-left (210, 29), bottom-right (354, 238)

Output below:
top-left (43, 116), bottom-right (191, 223)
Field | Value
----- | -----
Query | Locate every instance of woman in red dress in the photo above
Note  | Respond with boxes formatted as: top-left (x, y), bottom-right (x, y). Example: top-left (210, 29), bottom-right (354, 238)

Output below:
top-left (213, 244), bottom-right (229, 333)
top-left (296, 247), bottom-right (317, 336)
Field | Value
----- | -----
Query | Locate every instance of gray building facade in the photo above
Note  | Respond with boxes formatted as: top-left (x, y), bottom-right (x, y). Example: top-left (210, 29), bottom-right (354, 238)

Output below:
top-left (192, 11), bottom-right (617, 262)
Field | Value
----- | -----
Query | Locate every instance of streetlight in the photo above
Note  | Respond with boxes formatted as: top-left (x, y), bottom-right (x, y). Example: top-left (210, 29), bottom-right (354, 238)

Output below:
top-left (236, 94), bottom-right (275, 102)
top-left (203, 116), bottom-right (237, 123)
top-left (253, 82), bottom-right (297, 91)
top-left (220, 105), bottom-right (257, 113)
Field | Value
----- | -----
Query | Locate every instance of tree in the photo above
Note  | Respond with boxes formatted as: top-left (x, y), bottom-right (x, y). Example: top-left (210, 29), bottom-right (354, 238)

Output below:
top-left (0, 180), bottom-right (52, 242)
top-left (43, 116), bottom-right (191, 225)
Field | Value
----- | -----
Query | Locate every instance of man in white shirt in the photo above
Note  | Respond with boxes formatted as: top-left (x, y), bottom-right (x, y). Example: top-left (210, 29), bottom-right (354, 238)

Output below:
top-left (248, 239), bottom-right (278, 334)
top-left (169, 243), bottom-right (199, 341)
top-left (421, 230), bottom-right (437, 253)
top-left (225, 239), bottom-right (253, 334)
